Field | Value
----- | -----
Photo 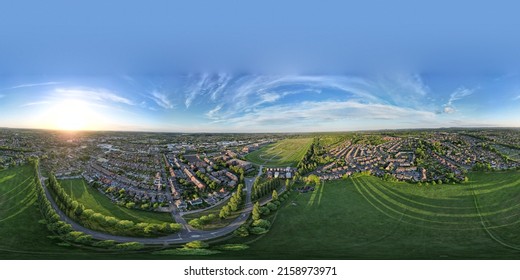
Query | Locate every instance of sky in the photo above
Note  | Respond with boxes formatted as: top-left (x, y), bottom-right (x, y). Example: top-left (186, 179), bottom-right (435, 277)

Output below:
top-left (1, 1), bottom-right (519, 132)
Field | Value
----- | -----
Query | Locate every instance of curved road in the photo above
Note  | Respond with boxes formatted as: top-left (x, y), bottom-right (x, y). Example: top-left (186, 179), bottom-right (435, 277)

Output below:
top-left (37, 165), bottom-right (263, 245)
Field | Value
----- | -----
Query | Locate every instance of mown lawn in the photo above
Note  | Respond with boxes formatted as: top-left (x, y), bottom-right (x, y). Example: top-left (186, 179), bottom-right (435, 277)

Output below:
top-left (0, 165), bottom-right (109, 259)
top-left (4, 165), bottom-right (520, 259)
top-left (218, 170), bottom-right (520, 259)
top-left (245, 138), bottom-right (312, 167)
top-left (58, 178), bottom-right (173, 224)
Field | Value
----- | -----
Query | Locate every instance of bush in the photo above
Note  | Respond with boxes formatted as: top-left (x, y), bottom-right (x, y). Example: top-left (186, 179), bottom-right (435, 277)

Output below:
top-left (249, 226), bottom-right (269, 235)
top-left (252, 219), bottom-right (270, 229)
top-left (234, 225), bottom-right (249, 237)
top-left (64, 231), bottom-right (84, 241)
top-left (116, 220), bottom-right (134, 230)
top-left (93, 240), bottom-right (116, 248)
top-left (115, 242), bottom-right (145, 251)
top-left (266, 202), bottom-right (278, 211)
top-left (184, 240), bottom-right (209, 249)
top-left (75, 234), bottom-right (93, 245)
top-left (105, 216), bottom-right (118, 227)
top-left (189, 218), bottom-right (202, 229)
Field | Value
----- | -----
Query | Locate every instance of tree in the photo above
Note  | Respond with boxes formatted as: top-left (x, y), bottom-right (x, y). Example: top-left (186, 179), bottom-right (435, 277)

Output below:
top-left (252, 202), bottom-right (261, 220)
top-left (252, 219), bottom-right (270, 229)
top-left (272, 190), bottom-right (278, 201)
top-left (219, 205), bottom-right (230, 219)
top-left (229, 197), bottom-right (238, 211)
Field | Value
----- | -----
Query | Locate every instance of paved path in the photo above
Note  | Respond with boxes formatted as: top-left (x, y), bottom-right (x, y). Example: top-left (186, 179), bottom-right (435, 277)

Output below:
top-left (37, 165), bottom-right (262, 245)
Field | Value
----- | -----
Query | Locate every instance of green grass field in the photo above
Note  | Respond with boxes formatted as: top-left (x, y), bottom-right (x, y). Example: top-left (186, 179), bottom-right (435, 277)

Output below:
top-left (220, 171), bottom-right (520, 259)
top-left (58, 179), bottom-right (173, 224)
top-left (245, 138), bottom-right (313, 167)
top-left (3, 164), bottom-right (520, 259)
top-left (0, 165), bottom-right (103, 259)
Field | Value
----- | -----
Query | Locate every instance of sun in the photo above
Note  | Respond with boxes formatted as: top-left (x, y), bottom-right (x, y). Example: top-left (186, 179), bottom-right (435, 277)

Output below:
top-left (45, 99), bottom-right (93, 131)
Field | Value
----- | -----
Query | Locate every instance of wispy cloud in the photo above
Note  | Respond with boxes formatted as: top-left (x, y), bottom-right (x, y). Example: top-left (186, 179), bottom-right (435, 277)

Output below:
top-left (8, 81), bottom-right (62, 89)
top-left (206, 104), bottom-right (223, 119)
top-left (513, 95), bottom-right (520, 101)
top-left (184, 73), bottom-right (232, 108)
top-left (149, 90), bottom-right (174, 109)
top-left (54, 88), bottom-right (135, 106)
top-left (443, 87), bottom-right (475, 114)
top-left (20, 101), bottom-right (51, 107)
top-left (217, 100), bottom-right (436, 131)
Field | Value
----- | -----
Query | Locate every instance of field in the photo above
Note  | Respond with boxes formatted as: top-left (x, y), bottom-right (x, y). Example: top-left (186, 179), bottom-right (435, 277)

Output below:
top-left (245, 138), bottom-right (313, 167)
top-left (0, 165), bottom-right (103, 259)
top-left (58, 179), bottom-right (173, 224)
top-left (223, 171), bottom-right (520, 259)
top-left (3, 164), bottom-right (520, 259)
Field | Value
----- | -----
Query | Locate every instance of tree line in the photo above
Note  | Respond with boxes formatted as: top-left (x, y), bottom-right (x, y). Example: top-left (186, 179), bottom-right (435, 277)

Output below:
top-left (219, 184), bottom-right (244, 219)
top-left (235, 189), bottom-right (291, 237)
top-left (46, 174), bottom-right (181, 237)
top-left (29, 158), bottom-right (144, 250)
top-left (297, 138), bottom-right (327, 175)
top-left (251, 178), bottom-right (281, 200)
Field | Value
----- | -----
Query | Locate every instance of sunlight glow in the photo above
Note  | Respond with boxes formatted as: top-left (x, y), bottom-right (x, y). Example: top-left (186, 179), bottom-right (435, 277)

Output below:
top-left (44, 99), bottom-right (95, 131)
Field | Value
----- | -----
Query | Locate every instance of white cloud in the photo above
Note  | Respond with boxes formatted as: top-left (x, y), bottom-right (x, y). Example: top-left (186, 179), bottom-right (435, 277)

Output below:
top-left (260, 93), bottom-right (281, 103)
top-left (221, 100), bottom-right (436, 130)
top-left (443, 106), bottom-right (455, 114)
top-left (184, 73), bottom-right (232, 108)
top-left (20, 101), bottom-right (51, 107)
top-left (206, 104), bottom-right (223, 119)
top-left (54, 88), bottom-right (135, 106)
top-left (9, 82), bottom-right (62, 89)
top-left (149, 90), bottom-right (173, 109)
top-left (442, 86), bottom-right (475, 114)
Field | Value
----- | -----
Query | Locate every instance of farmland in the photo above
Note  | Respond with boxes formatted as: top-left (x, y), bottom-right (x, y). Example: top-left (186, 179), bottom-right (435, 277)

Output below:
top-left (245, 138), bottom-right (313, 167)
top-left (58, 178), bottom-right (173, 224)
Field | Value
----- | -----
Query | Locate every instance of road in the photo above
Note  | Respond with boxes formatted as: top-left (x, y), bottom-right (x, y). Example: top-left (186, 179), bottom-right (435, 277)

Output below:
top-left (37, 164), bottom-right (263, 245)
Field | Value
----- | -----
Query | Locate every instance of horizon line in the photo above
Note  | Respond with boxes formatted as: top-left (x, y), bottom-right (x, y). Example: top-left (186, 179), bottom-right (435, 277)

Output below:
top-left (1, 125), bottom-right (520, 135)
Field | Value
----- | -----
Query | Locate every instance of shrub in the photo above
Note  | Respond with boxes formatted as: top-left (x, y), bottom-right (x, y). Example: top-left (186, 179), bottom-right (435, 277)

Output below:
top-left (116, 220), bottom-right (134, 230)
top-left (115, 242), bottom-right (144, 251)
top-left (249, 226), bottom-right (269, 235)
top-left (252, 219), bottom-right (271, 229)
top-left (189, 218), bottom-right (202, 229)
top-left (266, 202), bottom-right (277, 211)
top-left (184, 240), bottom-right (209, 249)
top-left (75, 234), bottom-right (93, 245)
top-left (93, 240), bottom-right (116, 248)
top-left (234, 225), bottom-right (249, 237)
top-left (64, 231), bottom-right (84, 241)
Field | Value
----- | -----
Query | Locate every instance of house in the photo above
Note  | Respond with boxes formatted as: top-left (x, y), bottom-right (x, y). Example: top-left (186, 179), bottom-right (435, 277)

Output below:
top-left (189, 198), bottom-right (203, 206)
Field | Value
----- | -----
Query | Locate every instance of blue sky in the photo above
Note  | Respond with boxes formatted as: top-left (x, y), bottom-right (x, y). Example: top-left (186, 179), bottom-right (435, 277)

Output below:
top-left (0, 1), bottom-right (519, 132)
